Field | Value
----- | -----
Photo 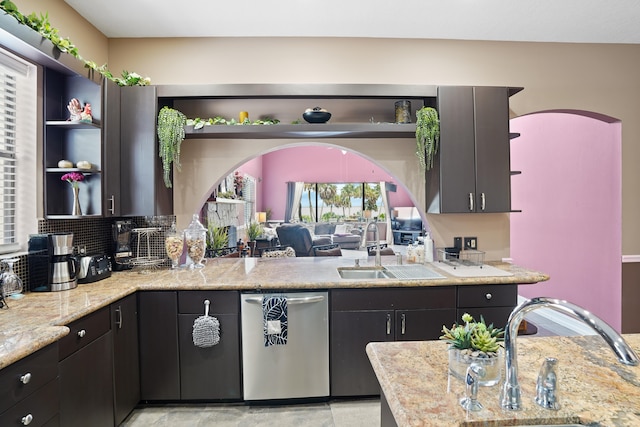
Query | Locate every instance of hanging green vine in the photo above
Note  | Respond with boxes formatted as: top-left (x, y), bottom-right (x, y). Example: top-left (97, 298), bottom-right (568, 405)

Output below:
top-left (415, 107), bottom-right (440, 171)
top-left (0, 1), bottom-right (150, 86)
top-left (157, 106), bottom-right (186, 188)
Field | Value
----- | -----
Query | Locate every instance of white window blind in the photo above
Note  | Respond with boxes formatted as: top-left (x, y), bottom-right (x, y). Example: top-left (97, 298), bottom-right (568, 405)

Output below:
top-left (243, 175), bottom-right (256, 225)
top-left (0, 49), bottom-right (36, 253)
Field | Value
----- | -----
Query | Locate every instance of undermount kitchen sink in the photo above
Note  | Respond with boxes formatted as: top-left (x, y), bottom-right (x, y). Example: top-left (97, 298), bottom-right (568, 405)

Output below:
top-left (337, 264), bottom-right (445, 280)
top-left (337, 268), bottom-right (392, 279)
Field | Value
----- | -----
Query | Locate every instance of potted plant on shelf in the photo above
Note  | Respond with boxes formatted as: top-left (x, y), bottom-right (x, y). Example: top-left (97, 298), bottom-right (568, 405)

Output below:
top-left (415, 106), bottom-right (440, 171)
top-left (440, 313), bottom-right (505, 386)
top-left (157, 106), bottom-right (186, 188)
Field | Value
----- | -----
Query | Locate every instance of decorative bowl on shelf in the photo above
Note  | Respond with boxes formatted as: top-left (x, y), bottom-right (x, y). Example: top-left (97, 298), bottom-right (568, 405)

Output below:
top-left (303, 107), bottom-right (331, 123)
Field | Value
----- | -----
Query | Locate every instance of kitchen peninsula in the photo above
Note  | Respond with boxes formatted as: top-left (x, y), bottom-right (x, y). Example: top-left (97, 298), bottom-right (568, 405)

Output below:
top-left (1, 258), bottom-right (546, 368)
top-left (0, 257), bottom-right (547, 426)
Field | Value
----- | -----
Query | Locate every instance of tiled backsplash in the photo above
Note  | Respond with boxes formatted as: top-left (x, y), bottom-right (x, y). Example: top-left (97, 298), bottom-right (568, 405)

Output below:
top-left (3, 216), bottom-right (175, 292)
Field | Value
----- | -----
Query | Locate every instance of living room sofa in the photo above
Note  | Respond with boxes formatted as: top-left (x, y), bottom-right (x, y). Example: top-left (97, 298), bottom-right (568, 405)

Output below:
top-left (305, 222), bottom-right (364, 250)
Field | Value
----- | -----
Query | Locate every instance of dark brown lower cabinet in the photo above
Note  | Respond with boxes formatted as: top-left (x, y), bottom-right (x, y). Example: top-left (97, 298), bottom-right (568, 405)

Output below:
top-left (59, 332), bottom-right (114, 427)
top-left (138, 291), bottom-right (180, 401)
top-left (178, 313), bottom-right (241, 400)
top-left (456, 284), bottom-right (518, 329)
top-left (177, 291), bottom-right (241, 401)
top-left (112, 293), bottom-right (140, 424)
top-left (330, 288), bottom-right (456, 397)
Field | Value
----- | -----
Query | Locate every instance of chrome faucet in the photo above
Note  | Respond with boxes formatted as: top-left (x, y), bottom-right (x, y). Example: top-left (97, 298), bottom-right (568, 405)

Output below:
top-left (501, 297), bottom-right (639, 411)
top-left (367, 220), bottom-right (381, 267)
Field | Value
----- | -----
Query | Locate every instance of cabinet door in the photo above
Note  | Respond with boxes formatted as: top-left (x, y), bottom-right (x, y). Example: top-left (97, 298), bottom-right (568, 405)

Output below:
top-left (395, 308), bottom-right (456, 341)
top-left (178, 313), bottom-right (241, 400)
top-left (432, 86), bottom-right (476, 213)
top-left (473, 86), bottom-right (511, 213)
top-left (330, 310), bottom-right (393, 397)
top-left (102, 79), bottom-right (121, 216)
top-left (111, 293), bottom-right (140, 425)
top-left (120, 86), bottom-right (172, 216)
top-left (138, 291), bottom-right (180, 400)
top-left (59, 332), bottom-right (114, 427)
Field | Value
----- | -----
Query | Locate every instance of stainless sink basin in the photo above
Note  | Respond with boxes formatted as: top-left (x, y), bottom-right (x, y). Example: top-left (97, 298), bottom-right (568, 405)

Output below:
top-left (337, 268), bottom-right (391, 279)
top-left (337, 265), bottom-right (445, 280)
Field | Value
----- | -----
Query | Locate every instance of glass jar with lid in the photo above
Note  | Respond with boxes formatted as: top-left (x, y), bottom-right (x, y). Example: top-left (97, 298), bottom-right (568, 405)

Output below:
top-left (184, 214), bottom-right (207, 268)
top-left (164, 221), bottom-right (184, 269)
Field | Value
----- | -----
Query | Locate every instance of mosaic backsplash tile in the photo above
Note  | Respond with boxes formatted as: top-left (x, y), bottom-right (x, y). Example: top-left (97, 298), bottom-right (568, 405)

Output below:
top-left (2, 215), bottom-right (175, 292)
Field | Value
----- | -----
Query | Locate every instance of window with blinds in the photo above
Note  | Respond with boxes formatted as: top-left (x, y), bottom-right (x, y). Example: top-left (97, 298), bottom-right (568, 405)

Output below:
top-left (243, 175), bottom-right (256, 225)
top-left (0, 65), bottom-right (18, 248)
top-left (0, 49), bottom-right (36, 253)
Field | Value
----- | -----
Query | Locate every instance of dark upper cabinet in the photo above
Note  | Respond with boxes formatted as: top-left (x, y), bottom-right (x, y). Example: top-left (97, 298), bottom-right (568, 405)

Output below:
top-left (119, 86), bottom-right (173, 216)
top-left (427, 86), bottom-right (516, 213)
top-left (102, 79), bottom-right (121, 216)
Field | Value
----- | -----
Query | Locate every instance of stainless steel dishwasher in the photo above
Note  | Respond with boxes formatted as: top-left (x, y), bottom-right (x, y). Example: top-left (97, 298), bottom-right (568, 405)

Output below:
top-left (241, 291), bottom-right (329, 400)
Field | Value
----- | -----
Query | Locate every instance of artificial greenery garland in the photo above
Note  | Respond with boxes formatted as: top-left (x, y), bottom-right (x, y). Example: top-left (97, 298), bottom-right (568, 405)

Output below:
top-left (415, 107), bottom-right (440, 171)
top-left (0, 1), bottom-right (149, 86)
top-left (157, 106), bottom-right (186, 188)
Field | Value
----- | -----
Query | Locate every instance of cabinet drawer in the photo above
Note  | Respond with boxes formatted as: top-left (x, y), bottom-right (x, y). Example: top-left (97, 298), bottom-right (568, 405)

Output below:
top-left (178, 291), bottom-right (238, 314)
top-left (0, 378), bottom-right (59, 427)
top-left (58, 307), bottom-right (110, 360)
top-left (331, 287), bottom-right (455, 311)
top-left (0, 344), bottom-right (58, 414)
top-left (457, 285), bottom-right (517, 308)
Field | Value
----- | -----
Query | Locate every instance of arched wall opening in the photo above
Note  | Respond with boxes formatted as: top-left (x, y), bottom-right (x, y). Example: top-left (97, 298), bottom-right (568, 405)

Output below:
top-left (510, 110), bottom-right (622, 330)
top-left (201, 143), bottom-right (424, 221)
top-left (174, 136), bottom-right (429, 232)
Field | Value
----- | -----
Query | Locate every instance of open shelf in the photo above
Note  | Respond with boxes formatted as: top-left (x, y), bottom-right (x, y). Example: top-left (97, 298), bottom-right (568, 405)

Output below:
top-left (184, 122), bottom-right (417, 139)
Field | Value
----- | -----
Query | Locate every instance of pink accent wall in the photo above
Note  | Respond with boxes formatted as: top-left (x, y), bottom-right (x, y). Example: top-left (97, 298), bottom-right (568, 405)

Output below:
top-left (257, 144), bottom-right (414, 219)
top-left (510, 112), bottom-right (622, 330)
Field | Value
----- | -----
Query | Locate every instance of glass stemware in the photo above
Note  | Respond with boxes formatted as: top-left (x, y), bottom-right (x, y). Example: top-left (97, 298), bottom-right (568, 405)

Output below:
top-left (1, 258), bottom-right (23, 299)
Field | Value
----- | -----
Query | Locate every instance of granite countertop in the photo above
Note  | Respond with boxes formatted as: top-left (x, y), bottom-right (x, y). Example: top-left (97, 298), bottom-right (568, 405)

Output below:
top-left (367, 335), bottom-right (640, 426)
top-left (0, 257), bottom-right (548, 370)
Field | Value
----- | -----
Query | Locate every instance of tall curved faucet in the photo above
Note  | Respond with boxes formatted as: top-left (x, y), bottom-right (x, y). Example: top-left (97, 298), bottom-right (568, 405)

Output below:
top-left (367, 220), bottom-right (381, 267)
top-left (501, 297), bottom-right (639, 411)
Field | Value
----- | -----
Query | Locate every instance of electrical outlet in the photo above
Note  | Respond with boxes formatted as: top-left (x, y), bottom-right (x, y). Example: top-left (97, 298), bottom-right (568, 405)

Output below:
top-left (464, 237), bottom-right (477, 250)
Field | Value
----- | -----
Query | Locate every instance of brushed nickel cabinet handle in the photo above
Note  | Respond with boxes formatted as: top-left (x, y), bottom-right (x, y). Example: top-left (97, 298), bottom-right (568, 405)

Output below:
top-left (401, 313), bottom-right (406, 335)
top-left (485, 293), bottom-right (493, 300)
top-left (77, 329), bottom-right (86, 338)
top-left (469, 193), bottom-right (474, 211)
top-left (22, 414), bottom-right (33, 425)
top-left (386, 313), bottom-right (392, 335)
top-left (115, 306), bottom-right (123, 329)
top-left (481, 193), bottom-right (486, 211)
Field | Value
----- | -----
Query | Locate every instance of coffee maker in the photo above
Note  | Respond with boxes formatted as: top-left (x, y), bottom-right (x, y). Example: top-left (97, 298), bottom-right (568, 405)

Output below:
top-left (28, 233), bottom-right (78, 292)
top-left (112, 220), bottom-right (134, 271)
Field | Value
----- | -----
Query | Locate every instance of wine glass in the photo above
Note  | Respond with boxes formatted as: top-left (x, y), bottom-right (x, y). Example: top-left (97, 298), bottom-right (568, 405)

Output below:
top-left (1, 258), bottom-right (23, 299)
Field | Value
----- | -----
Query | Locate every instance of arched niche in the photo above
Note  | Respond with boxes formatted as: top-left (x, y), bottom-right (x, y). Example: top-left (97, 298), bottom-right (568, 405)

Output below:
top-left (510, 110), bottom-right (622, 330)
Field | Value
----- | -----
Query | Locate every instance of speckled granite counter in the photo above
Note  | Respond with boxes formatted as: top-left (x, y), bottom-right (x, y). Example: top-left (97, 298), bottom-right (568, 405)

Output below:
top-left (0, 257), bottom-right (548, 370)
top-left (367, 335), bottom-right (640, 426)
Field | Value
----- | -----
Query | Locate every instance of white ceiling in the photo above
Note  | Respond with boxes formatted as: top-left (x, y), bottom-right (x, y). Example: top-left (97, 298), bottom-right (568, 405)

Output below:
top-left (64, 0), bottom-right (640, 44)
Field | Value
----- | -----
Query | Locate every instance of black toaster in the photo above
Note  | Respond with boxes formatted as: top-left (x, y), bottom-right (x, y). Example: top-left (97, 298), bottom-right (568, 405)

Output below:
top-left (78, 254), bottom-right (112, 284)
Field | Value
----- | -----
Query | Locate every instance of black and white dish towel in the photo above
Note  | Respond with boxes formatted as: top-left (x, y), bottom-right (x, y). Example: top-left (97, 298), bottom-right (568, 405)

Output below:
top-left (263, 295), bottom-right (288, 347)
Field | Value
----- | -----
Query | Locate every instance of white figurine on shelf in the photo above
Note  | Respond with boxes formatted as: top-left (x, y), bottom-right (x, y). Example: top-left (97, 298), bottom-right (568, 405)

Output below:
top-left (67, 98), bottom-right (83, 121)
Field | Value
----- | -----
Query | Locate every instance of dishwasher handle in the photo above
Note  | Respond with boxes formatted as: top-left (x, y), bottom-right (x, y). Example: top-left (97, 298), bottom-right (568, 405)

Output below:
top-left (244, 295), bottom-right (325, 305)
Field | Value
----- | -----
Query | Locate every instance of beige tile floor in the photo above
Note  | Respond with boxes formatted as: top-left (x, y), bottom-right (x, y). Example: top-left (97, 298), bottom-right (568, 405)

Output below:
top-left (122, 399), bottom-right (380, 427)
